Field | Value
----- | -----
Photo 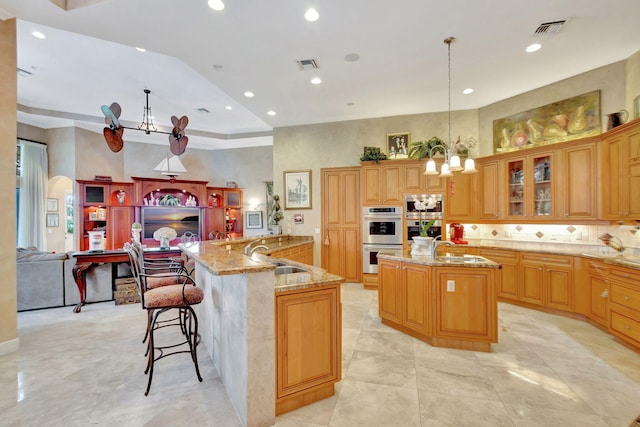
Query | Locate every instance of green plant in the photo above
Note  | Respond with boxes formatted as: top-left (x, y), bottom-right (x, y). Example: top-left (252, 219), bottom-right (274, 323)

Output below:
top-left (419, 219), bottom-right (436, 237)
top-left (408, 136), bottom-right (446, 159)
top-left (360, 146), bottom-right (388, 163)
top-left (271, 195), bottom-right (284, 224)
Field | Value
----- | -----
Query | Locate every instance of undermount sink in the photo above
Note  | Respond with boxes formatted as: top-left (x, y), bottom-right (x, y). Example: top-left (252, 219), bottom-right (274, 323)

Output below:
top-left (434, 255), bottom-right (487, 263)
top-left (274, 265), bottom-right (309, 275)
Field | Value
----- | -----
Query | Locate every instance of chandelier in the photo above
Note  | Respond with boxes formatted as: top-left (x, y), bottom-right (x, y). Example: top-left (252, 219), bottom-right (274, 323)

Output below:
top-left (424, 37), bottom-right (477, 177)
top-left (101, 89), bottom-right (190, 156)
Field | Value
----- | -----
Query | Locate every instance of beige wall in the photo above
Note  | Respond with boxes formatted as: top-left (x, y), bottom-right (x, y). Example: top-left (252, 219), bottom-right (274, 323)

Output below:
top-left (0, 19), bottom-right (18, 355)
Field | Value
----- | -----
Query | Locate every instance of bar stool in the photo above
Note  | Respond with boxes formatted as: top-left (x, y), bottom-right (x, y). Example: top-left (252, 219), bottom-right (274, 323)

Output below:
top-left (125, 243), bottom-right (204, 395)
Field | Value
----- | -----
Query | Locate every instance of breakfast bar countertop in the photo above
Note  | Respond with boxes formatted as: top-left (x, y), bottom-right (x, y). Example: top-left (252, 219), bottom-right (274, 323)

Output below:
top-left (377, 250), bottom-right (501, 268)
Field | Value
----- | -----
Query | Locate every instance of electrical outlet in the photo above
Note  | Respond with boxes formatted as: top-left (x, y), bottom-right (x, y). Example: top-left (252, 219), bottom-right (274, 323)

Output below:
top-left (447, 280), bottom-right (455, 292)
top-left (574, 232), bottom-right (582, 241)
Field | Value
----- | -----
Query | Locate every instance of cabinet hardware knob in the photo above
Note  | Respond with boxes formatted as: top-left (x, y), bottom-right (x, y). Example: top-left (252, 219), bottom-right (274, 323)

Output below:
top-left (538, 267), bottom-right (543, 271)
top-left (624, 296), bottom-right (630, 300)
top-left (625, 325), bottom-right (631, 330)
top-left (601, 290), bottom-right (608, 298)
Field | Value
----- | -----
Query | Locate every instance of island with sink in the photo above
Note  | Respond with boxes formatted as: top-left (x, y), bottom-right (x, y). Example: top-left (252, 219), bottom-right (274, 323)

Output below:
top-left (377, 249), bottom-right (501, 352)
top-left (180, 236), bottom-right (343, 427)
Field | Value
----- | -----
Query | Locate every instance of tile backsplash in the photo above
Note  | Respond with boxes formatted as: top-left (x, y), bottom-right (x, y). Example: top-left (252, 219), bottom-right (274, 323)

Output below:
top-left (456, 223), bottom-right (640, 257)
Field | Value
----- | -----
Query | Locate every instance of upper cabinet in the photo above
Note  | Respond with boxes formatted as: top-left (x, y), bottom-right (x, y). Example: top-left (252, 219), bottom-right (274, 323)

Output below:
top-left (476, 159), bottom-right (501, 220)
top-left (561, 139), bottom-right (599, 220)
top-left (503, 151), bottom-right (556, 221)
top-left (602, 120), bottom-right (640, 220)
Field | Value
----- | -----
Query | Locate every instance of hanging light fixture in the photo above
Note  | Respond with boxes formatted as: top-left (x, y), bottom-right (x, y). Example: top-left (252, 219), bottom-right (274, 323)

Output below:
top-left (424, 37), bottom-right (477, 177)
top-left (138, 89), bottom-right (157, 134)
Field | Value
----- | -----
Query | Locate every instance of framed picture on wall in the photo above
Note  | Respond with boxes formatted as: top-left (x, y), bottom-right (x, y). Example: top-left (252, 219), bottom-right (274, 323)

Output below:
top-left (46, 213), bottom-right (59, 227)
top-left (387, 132), bottom-right (411, 159)
top-left (283, 170), bottom-right (312, 209)
top-left (245, 211), bottom-right (263, 229)
top-left (47, 198), bottom-right (58, 212)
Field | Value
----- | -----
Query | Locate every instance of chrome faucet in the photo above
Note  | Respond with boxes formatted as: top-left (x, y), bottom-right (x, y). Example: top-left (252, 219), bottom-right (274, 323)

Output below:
top-left (243, 239), bottom-right (261, 256)
top-left (249, 245), bottom-right (269, 256)
top-left (430, 235), bottom-right (454, 258)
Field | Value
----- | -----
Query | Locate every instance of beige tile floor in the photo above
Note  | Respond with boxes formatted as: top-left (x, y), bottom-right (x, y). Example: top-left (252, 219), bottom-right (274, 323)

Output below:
top-left (2, 282), bottom-right (640, 426)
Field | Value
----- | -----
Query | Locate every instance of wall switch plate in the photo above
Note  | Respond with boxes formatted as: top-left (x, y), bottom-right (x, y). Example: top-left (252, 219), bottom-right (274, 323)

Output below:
top-left (447, 280), bottom-right (455, 292)
top-left (314, 228), bottom-right (320, 234)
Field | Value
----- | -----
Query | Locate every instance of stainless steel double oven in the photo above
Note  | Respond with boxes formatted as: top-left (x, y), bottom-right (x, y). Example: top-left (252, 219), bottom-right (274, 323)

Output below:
top-left (405, 194), bottom-right (444, 244)
top-left (362, 206), bottom-right (403, 274)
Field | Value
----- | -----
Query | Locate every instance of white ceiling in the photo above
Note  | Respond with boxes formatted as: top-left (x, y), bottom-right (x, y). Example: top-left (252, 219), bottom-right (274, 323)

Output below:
top-left (2, 0), bottom-right (640, 150)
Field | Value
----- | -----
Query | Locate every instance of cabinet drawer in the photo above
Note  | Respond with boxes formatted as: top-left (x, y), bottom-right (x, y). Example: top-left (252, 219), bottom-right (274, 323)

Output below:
top-left (610, 310), bottom-right (640, 343)
top-left (588, 261), bottom-right (610, 277)
top-left (520, 253), bottom-right (572, 266)
top-left (477, 249), bottom-right (518, 261)
top-left (610, 283), bottom-right (640, 312)
top-left (609, 265), bottom-right (640, 283)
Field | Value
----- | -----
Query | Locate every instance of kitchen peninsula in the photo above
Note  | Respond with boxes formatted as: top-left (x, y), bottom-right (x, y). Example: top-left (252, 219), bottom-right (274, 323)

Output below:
top-left (378, 251), bottom-right (500, 352)
top-left (180, 236), bottom-right (343, 427)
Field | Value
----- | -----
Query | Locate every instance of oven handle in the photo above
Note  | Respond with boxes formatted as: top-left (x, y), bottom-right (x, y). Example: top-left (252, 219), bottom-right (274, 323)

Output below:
top-left (363, 216), bottom-right (402, 222)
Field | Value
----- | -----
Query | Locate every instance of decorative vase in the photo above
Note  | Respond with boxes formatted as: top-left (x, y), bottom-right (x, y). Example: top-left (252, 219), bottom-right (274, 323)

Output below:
top-left (160, 236), bottom-right (170, 249)
top-left (410, 236), bottom-right (433, 257)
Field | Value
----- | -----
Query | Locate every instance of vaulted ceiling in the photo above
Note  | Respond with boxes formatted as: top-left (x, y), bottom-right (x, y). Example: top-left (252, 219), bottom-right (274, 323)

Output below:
top-left (3, 0), bottom-right (640, 150)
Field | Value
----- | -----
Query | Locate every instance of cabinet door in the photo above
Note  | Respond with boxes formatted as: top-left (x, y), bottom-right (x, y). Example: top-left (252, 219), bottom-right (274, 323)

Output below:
top-left (478, 249), bottom-right (518, 301)
top-left (445, 172), bottom-right (476, 221)
top-left (276, 286), bottom-right (340, 398)
top-left (378, 260), bottom-right (402, 323)
top-left (203, 207), bottom-right (224, 238)
top-left (546, 266), bottom-right (573, 311)
top-left (627, 128), bottom-right (640, 217)
top-left (434, 268), bottom-right (495, 340)
top-left (563, 143), bottom-right (597, 219)
top-left (361, 166), bottom-right (382, 205)
top-left (520, 262), bottom-right (544, 306)
top-left (224, 189), bottom-right (242, 208)
top-left (531, 153), bottom-right (554, 219)
top-left (602, 133), bottom-right (624, 218)
top-left (589, 275), bottom-right (609, 325)
top-left (107, 206), bottom-right (133, 250)
top-left (382, 165), bottom-right (402, 205)
top-left (477, 160), bottom-right (500, 220)
top-left (402, 263), bottom-right (431, 335)
top-left (505, 158), bottom-right (526, 219)
top-left (402, 161), bottom-right (424, 193)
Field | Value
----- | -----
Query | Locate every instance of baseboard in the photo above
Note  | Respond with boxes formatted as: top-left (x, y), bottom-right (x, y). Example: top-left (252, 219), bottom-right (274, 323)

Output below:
top-left (0, 337), bottom-right (20, 356)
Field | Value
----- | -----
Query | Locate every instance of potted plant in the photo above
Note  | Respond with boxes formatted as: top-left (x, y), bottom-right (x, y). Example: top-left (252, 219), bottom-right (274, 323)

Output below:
top-left (359, 146), bottom-right (388, 163)
top-left (408, 136), bottom-right (446, 159)
top-left (271, 195), bottom-right (284, 234)
top-left (411, 197), bottom-right (437, 256)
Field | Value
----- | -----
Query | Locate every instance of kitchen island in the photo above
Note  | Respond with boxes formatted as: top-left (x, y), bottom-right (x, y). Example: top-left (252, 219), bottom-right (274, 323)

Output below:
top-left (377, 251), bottom-right (501, 352)
top-left (180, 237), bottom-right (343, 427)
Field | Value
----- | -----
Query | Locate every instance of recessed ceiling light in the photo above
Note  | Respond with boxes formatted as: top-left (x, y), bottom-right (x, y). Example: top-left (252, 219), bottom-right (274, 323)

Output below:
top-left (344, 53), bottom-right (360, 62)
top-left (244, 91), bottom-right (254, 98)
top-left (526, 43), bottom-right (542, 53)
top-left (208, 0), bottom-right (225, 11)
top-left (225, 106), bottom-right (232, 110)
top-left (304, 8), bottom-right (319, 22)
top-left (311, 77), bottom-right (322, 85)
top-left (136, 47), bottom-right (146, 52)
top-left (267, 110), bottom-right (276, 116)
top-left (462, 88), bottom-right (474, 95)
top-left (32, 31), bottom-right (46, 39)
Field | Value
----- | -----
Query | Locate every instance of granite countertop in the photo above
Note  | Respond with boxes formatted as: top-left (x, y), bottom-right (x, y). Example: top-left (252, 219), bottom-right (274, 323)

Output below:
top-left (179, 237), bottom-right (345, 292)
top-left (460, 239), bottom-right (640, 271)
top-left (377, 249), bottom-right (501, 268)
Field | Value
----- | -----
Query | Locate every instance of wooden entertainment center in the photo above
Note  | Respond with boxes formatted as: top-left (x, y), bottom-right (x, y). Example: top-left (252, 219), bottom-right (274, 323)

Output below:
top-left (77, 177), bottom-right (243, 251)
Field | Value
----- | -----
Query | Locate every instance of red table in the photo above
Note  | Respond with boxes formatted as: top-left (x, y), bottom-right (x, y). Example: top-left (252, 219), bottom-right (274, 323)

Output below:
top-left (71, 247), bottom-right (182, 313)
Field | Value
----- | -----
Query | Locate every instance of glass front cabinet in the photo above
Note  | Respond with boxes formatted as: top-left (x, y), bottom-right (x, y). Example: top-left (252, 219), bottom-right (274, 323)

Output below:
top-left (504, 151), bottom-right (555, 220)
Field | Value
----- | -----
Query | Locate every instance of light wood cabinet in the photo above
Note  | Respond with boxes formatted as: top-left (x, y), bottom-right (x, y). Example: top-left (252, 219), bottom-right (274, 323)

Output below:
top-left (270, 243), bottom-right (313, 265)
top-left (477, 248), bottom-right (519, 301)
top-left (444, 171), bottom-right (477, 221)
top-left (602, 120), bottom-right (640, 220)
top-left (477, 159), bottom-right (501, 220)
top-left (519, 253), bottom-right (574, 311)
top-left (586, 260), bottom-right (610, 326)
top-left (433, 268), bottom-right (497, 348)
top-left (503, 151), bottom-right (556, 220)
top-left (275, 283), bottom-right (341, 415)
top-left (561, 140), bottom-right (599, 220)
top-left (608, 265), bottom-right (640, 349)
top-left (321, 167), bottom-right (361, 281)
top-left (361, 162), bottom-right (402, 205)
top-left (378, 258), bottom-right (497, 351)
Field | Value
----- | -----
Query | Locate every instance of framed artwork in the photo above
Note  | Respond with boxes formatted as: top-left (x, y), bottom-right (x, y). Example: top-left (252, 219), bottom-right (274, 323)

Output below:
top-left (89, 212), bottom-right (98, 220)
top-left (284, 170), bottom-right (311, 209)
top-left (47, 198), bottom-right (58, 212)
top-left (387, 132), bottom-right (411, 159)
top-left (245, 211), bottom-right (263, 229)
top-left (293, 213), bottom-right (304, 224)
top-left (493, 90), bottom-right (601, 154)
top-left (46, 213), bottom-right (59, 227)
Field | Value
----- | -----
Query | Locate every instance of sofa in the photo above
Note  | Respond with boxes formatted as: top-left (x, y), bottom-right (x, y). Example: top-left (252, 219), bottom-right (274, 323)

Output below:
top-left (16, 247), bottom-right (116, 311)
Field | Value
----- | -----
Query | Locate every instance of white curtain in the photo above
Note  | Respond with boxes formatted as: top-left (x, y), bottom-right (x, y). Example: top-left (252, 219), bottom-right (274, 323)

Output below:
top-left (17, 140), bottom-right (48, 250)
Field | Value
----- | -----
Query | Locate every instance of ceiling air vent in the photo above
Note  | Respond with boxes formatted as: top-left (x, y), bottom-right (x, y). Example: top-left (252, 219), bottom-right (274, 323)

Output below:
top-left (17, 67), bottom-right (33, 77)
top-left (196, 107), bottom-right (210, 113)
top-left (296, 58), bottom-right (319, 71)
top-left (533, 19), bottom-right (568, 35)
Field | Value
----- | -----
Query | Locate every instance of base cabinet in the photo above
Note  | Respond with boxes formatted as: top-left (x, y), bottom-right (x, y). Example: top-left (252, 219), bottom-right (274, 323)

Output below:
top-left (275, 284), bottom-right (341, 415)
top-left (519, 253), bottom-right (574, 311)
top-left (608, 266), bottom-right (640, 349)
top-left (477, 248), bottom-right (519, 301)
top-left (378, 258), bottom-right (497, 351)
top-left (586, 260), bottom-right (610, 326)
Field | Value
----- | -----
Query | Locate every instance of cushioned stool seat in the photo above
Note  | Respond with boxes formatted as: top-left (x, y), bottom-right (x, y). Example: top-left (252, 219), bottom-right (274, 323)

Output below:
top-left (144, 284), bottom-right (204, 307)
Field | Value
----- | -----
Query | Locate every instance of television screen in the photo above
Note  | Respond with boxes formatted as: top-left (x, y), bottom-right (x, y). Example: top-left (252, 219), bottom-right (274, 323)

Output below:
top-left (141, 207), bottom-right (200, 239)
